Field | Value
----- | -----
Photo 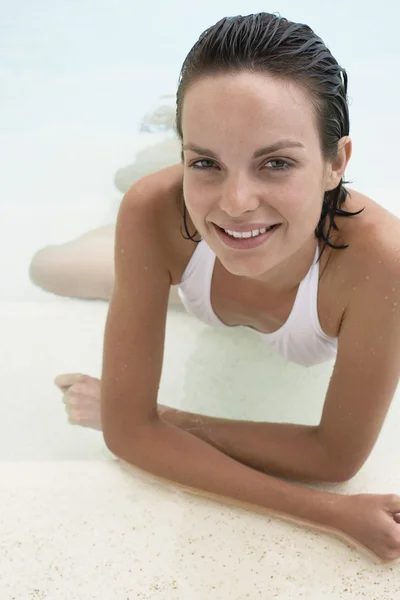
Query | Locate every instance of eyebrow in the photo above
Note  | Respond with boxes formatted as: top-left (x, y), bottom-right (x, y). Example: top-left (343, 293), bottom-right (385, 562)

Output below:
top-left (182, 139), bottom-right (305, 159)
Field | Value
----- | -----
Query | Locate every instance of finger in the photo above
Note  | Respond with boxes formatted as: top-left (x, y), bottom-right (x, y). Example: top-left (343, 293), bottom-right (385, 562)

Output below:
top-left (54, 373), bottom-right (85, 390)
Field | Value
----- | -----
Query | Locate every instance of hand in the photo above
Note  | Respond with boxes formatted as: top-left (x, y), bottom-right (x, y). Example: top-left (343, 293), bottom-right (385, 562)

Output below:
top-left (336, 493), bottom-right (400, 562)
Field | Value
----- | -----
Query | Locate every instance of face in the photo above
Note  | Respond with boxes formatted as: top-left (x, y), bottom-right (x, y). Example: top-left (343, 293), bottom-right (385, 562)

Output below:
top-left (181, 72), bottom-right (347, 279)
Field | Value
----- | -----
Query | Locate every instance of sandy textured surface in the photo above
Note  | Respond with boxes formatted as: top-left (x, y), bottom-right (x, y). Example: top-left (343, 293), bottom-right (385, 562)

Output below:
top-left (1, 300), bottom-right (399, 599)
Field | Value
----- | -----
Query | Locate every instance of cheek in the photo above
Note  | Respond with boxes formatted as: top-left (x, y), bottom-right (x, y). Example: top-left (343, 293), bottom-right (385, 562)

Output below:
top-left (182, 191), bottom-right (200, 217)
top-left (183, 179), bottom-right (212, 218)
top-left (284, 170), bottom-right (324, 213)
top-left (276, 192), bottom-right (321, 229)
top-left (273, 190), bottom-right (306, 218)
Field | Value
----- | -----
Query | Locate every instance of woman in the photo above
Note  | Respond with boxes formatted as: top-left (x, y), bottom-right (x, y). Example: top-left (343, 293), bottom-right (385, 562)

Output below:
top-left (51, 14), bottom-right (400, 561)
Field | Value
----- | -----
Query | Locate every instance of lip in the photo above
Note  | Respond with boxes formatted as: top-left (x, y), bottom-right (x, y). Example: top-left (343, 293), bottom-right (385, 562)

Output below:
top-left (216, 223), bottom-right (280, 233)
top-left (213, 223), bottom-right (281, 250)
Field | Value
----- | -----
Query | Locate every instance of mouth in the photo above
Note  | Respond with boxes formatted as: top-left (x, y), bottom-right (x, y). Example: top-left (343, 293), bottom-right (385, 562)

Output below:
top-left (213, 223), bottom-right (281, 250)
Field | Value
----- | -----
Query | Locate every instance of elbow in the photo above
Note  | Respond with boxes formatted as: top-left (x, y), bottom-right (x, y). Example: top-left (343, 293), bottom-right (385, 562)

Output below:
top-left (102, 429), bottom-right (120, 455)
top-left (325, 470), bottom-right (356, 485)
top-left (324, 460), bottom-right (362, 484)
top-left (313, 432), bottom-right (363, 484)
top-left (102, 427), bottom-right (121, 459)
top-left (102, 428), bottom-right (142, 465)
top-left (102, 424), bottom-right (135, 458)
top-left (101, 418), bottom-right (159, 463)
top-left (101, 416), bottom-right (130, 457)
top-left (337, 463), bottom-right (363, 484)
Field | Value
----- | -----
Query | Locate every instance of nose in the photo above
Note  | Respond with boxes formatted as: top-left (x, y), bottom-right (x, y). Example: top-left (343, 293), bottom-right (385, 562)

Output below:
top-left (218, 175), bottom-right (260, 217)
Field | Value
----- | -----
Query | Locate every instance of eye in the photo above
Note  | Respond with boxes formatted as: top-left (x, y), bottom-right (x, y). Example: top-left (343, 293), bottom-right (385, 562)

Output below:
top-left (189, 159), bottom-right (216, 170)
top-left (265, 159), bottom-right (291, 171)
top-left (188, 158), bottom-right (292, 171)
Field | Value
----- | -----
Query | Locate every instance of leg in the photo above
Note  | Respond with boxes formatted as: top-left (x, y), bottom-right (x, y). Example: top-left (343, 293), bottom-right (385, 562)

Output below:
top-left (29, 224), bottom-right (116, 300)
top-left (29, 224), bottom-right (182, 305)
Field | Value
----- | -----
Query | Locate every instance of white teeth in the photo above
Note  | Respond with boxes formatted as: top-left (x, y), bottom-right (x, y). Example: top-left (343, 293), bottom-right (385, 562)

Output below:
top-left (224, 226), bottom-right (272, 239)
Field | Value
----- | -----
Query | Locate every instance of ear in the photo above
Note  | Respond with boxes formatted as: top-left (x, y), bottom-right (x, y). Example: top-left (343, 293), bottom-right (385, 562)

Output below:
top-left (325, 136), bottom-right (352, 191)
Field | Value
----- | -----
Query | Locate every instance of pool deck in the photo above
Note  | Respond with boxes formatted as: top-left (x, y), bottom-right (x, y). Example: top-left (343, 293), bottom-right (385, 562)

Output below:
top-left (1, 301), bottom-right (399, 598)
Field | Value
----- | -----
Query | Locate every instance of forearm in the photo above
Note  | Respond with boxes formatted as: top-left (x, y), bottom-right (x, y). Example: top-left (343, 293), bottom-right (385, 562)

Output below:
top-left (158, 407), bottom-right (332, 484)
top-left (107, 419), bottom-right (345, 536)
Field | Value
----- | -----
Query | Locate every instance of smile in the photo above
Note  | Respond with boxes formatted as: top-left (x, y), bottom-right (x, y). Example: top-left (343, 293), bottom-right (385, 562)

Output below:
top-left (214, 223), bottom-right (281, 250)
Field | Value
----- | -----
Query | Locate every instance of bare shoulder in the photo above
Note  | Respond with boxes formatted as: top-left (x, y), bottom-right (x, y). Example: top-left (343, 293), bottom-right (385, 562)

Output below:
top-left (121, 163), bottom-right (184, 221)
top-left (340, 188), bottom-right (400, 280)
top-left (318, 188), bottom-right (400, 336)
top-left (121, 163), bottom-right (197, 284)
top-left (329, 188), bottom-right (400, 337)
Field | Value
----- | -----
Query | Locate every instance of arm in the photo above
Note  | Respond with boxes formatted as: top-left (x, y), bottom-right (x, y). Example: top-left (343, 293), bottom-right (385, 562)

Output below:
top-left (100, 180), bottom-right (345, 537)
top-left (109, 412), bottom-right (344, 534)
top-left (157, 407), bottom-right (330, 484)
top-left (156, 233), bottom-right (400, 486)
top-left (313, 238), bottom-right (400, 481)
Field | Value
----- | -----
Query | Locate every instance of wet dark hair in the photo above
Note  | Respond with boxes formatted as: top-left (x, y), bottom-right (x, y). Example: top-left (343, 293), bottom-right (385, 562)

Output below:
top-left (174, 12), bottom-right (364, 261)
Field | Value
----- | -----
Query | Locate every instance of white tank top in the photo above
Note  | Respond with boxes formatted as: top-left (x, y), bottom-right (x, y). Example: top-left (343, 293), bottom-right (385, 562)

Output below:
top-left (177, 239), bottom-right (338, 367)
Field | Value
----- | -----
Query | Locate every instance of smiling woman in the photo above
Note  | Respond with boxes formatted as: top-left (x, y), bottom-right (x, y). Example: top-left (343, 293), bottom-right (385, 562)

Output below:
top-left (32, 12), bottom-right (400, 562)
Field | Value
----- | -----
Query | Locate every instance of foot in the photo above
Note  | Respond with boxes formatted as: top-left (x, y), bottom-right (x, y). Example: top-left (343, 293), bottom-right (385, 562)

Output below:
top-left (54, 373), bottom-right (102, 430)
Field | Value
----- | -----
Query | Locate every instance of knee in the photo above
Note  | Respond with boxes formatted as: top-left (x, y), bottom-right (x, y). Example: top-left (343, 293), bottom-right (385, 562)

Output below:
top-left (28, 245), bottom-right (78, 297)
top-left (28, 242), bottom-right (115, 300)
top-left (28, 246), bottom-right (58, 290)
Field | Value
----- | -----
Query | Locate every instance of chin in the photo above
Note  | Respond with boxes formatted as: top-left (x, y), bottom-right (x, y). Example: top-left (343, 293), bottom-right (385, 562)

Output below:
top-left (220, 255), bottom-right (278, 278)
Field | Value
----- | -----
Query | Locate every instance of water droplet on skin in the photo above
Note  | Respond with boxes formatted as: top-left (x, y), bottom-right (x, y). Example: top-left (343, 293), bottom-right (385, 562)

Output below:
top-left (385, 296), bottom-right (389, 300)
top-left (366, 275), bottom-right (370, 280)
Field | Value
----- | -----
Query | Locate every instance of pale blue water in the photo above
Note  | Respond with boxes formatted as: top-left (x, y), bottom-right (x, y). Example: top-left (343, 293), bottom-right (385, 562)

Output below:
top-left (1, 0), bottom-right (399, 300)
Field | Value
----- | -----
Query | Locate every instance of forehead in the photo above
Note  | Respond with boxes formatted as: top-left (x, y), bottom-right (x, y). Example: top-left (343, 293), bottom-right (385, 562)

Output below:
top-left (181, 72), bottom-right (318, 145)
